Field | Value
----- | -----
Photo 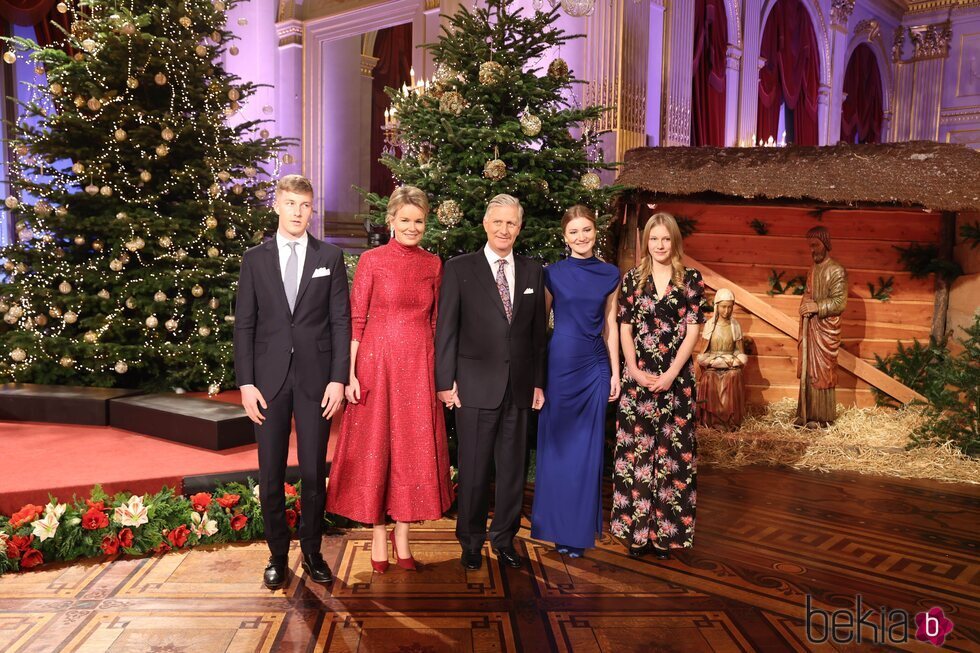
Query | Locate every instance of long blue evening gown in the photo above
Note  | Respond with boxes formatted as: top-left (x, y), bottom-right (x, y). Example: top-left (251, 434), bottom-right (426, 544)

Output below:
top-left (531, 255), bottom-right (621, 552)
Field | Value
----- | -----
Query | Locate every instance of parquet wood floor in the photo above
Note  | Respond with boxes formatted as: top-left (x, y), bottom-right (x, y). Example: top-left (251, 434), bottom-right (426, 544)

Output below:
top-left (1, 465), bottom-right (976, 652)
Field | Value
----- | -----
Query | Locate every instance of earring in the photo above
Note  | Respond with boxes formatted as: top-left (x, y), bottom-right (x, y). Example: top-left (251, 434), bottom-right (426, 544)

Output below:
top-left (390, 227), bottom-right (395, 238)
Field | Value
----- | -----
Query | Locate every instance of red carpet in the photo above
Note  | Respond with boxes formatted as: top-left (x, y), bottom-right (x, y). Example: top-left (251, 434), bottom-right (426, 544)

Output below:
top-left (0, 391), bottom-right (339, 514)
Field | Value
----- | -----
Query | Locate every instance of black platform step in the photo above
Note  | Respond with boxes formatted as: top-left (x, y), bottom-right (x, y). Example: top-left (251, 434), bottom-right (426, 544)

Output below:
top-left (109, 393), bottom-right (254, 450)
top-left (0, 383), bottom-right (144, 426)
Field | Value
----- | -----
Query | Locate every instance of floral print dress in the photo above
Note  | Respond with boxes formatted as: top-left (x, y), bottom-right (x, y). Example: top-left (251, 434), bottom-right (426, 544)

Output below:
top-left (611, 266), bottom-right (706, 550)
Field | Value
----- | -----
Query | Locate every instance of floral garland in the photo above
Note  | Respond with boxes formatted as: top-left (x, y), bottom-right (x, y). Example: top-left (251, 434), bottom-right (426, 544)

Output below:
top-left (0, 479), bottom-right (324, 575)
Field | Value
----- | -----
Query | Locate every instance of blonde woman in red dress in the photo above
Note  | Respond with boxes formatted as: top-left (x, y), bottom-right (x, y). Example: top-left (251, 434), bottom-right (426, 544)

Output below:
top-left (325, 186), bottom-right (453, 573)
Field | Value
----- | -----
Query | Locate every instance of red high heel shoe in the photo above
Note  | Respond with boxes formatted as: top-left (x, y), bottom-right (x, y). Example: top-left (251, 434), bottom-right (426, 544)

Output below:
top-left (389, 528), bottom-right (417, 571)
top-left (370, 534), bottom-right (389, 574)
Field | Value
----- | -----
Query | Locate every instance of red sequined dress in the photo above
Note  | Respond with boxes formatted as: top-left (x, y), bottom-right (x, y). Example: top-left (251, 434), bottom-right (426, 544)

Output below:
top-left (326, 240), bottom-right (453, 523)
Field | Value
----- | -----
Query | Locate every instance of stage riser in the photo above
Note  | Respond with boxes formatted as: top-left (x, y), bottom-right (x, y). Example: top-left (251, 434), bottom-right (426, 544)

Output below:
top-left (0, 383), bottom-right (143, 426)
top-left (109, 394), bottom-right (254, 450)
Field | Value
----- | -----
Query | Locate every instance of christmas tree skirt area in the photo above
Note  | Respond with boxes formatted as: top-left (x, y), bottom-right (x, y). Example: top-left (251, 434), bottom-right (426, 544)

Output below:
top-left (0, 383), bottom-right (143, 426)
top-left (698, 398), bottom-right (980, 485)
top-left (0, 391), bottom-right (340, 514)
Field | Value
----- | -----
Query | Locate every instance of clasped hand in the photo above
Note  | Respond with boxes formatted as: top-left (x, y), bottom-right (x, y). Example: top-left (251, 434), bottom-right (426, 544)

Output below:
top-left (630, 367), bottom-right (676, 393)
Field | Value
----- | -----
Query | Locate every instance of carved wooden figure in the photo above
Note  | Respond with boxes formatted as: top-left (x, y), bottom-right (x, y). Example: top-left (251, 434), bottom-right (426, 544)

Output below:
top-left (697, 289), bottom-right (747, 431)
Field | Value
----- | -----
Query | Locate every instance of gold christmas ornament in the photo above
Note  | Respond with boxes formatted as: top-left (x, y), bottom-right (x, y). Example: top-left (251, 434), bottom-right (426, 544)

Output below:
top-left (10, 348), bottom-right (26, 362)
top-left (15, 143), bottom-right (28, 156)
top-left (64, 311), bottom-right (78, 324)
top-left (139, 170), bottom-right (152, 183)
top-left (145, 315), bottom-right (158, 328)
top-left (56, 2), bottom-right (68, 13)
top-left (208, 183), bottom-right (220, 197)
top-left (282, 153), bottom-right (295, 164)
top-left (0, 302), bottom-right (8, 313)
top-left (228, 88), bottom-right (240, 101)
top-left (86, 97), bottom-right (101, 111)
top-left (126, 76), bottom-right (138, 89)
top-left (41, 233), bottom-right (53, 244)
top-left (232, 184), bottom-right (243, 195)
top-left (198, 326), bottom-right (211, 337)
top-left (483, 153), bottom-right (507, 181)
top-left (114, 361), bottom-right (128, 374)
top-left (191, 284), bottom-right (204, 297)
top-left (208, 298), bottom-right (220, 309)
top-left (99, 186), bottom-right (112, 196)
top-left (195, 45), bottom-right (208, 57)
top-left (154, 72), bottom-right (167, 85)
top-left (49, 307), bottom-right (61, 318)
top-left (125, 296), bottom-right (136, 309)
top-left (224, 226), bottom-right (236, 239)
top-left (9, 305), bottom-right (24, 318)
top-left (436, 200), bottom-right (463, 227)
top-left (85, 184), bottom-right (99, 195)
top-left (478, 61), bottom-right (506, 85)
top-left (207, 246), bottom-right (220, 258)
top-left (120, 22), bottom-right (136, 36)
top-left (539, 179), bottom-right (550, 194)
top-left (3, 51), bottom-right (17, 65)
top-left (22, 319), bottom-right (34, 332)
top-left (243, 165), bottom-right (257, 178)
top-left (259, 129), bottom-right (270, 138)
top-left (50, 82), bottom-right (63, 96)
top-left (161, 127), bottom-right (174, 141)
top-left (548, 58), bottom-right (570, 79)
top-left (73, 235), bottom-right (85, 246)
top-left (217, 170), bottom-right (230, 182)
top-left (434, 63), bottom-right (457, 86)
top-left (35, 202), bottom-right (52, 216)
top-left (58, 281), bottom-right (72, 294)
top-left (439, 91), bottom-right (466, 116)
top-left (237, 17), bottom-right (248, 26)
top-left (254, 189), bottom-right (267, 200)
top-left (174, 295), bottom-right (186, 306)
top-left (224, 315), bottom-right (235, 324)
top-left (109, 258), bottom-right (123, 271)
top-left (55, 206), bottom-right (68, 217)
top-left (120, 253), bottom-right (130, 264)
top-left (205, 216), bottom-right (218, 229)
top-left (165, 318), bottom-right (178, 332)
top-left (35, 314), bottom-right (47, 327)
top-left (155, 144), bottom-right (169, 157)
top-left (179, 16), bottom-right (192, 28)
top-left (15, 263), bottom-right (26, 274)
top-left (215, 0), bottom-right (226, 10)
top-left (580, 172), bottom-right (602, 191)
top-left (80, 38), bottom-right (97, 53)
top-left (72, 162), bottom-right (85, 174)
top-left (158, 236), bottom-right (172, 248)
top-left (229, 45), bottom-right (239, 56)
top-left (229, 100), bottom-right (241, 111)
top-left (153, 290), bottom-right (167, 302)
top-left (4, 314), bottom-right (18, 325)
top-left (115, 211), bottom-right (128, 220)
top-left (82, 330), bottom-right (97, 343)
top-left (114, 128), bottom-right (127, 141)
top-left (60, 356), bottom-right (75, 368)
top-left (519, 108), bottom-right (542, 137)
top-left (97, 289), bottom-right (110, 299)
top-left (211, 31), bottom-right (221, 43)
top-left (73, 96), bottom-right (85, 107)
top-left (4, 196), bottom-right (19, 209)
top-left (176, 249), bottom-right (188, 260)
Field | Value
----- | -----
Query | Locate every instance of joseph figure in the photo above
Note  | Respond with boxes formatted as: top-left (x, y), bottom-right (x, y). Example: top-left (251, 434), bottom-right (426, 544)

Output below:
top-left (795, 226), bottom-right (847, 428)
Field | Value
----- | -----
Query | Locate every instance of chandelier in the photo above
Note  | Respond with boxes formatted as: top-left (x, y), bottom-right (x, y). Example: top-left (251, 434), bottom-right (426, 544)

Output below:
top-left (532, 0), bottom-right (596, 18)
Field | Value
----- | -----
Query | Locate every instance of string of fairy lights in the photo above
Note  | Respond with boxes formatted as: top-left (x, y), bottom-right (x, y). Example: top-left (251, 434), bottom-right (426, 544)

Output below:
top-left (0, 0), bottom-right (285, 393)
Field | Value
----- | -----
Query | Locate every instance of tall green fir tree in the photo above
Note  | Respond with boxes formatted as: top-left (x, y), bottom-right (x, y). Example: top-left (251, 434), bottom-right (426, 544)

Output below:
top-left (365, 0), bottom-right (619, 262)
top-left (0, 0), bottom-right (286, 393)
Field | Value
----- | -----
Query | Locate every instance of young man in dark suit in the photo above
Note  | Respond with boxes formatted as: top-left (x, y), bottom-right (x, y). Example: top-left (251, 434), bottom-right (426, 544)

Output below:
top-left (234, 174), bottom-right (351, 589)
top-left (435, 194), bottom-right (547, 571)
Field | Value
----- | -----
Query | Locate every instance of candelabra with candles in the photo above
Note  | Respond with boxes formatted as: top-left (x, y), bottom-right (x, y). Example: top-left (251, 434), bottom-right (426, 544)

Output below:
top-left (382, 67), bottom-right (433, 157)
top-left (739, 131), bottom-right (789, 147)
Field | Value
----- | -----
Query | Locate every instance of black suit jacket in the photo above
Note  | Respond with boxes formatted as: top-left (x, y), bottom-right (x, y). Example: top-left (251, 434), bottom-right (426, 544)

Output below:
top-left (234, 235), bottom-right (351, 401)
top-left (435, 250), bottom-right (546, 410)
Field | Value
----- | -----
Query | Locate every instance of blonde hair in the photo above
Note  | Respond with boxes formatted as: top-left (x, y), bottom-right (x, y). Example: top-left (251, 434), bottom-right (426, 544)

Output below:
top-left (275, 174), bottom-right (314, 196)
top-left (484, 194), bottom-right (524, 223)
top-left (636, 212), bottom-right (685, 294)
top-left (386, 185), bottom-right (429, 225)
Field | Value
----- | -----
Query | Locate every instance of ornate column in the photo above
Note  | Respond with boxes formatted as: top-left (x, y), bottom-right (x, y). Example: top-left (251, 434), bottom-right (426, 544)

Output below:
top-left (826, 0), bottom-right (854, 144)
top-left (662, 0), bottom-right (696, 145)
top-left (889, 27), bottom-right (912, 141)
top-left (724, 45), bottom-right (742, 146)
top-left (275, 19), bottom-right (304, 179)
top-left (359, 52), bottom-right (379, 214)
top-left (817, 83), bottom-right (832, 145)
top-left (737, 0), bottom-right (762, 145)
top-left (908, 21), bottom-right (952, 141)
top-left (645, 0), bottom-right (667, 145)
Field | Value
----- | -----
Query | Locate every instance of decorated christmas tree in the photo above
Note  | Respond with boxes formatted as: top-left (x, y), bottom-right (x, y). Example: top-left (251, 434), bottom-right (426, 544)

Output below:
top-left (0, 0), bottom-right (286, 393)
top-left (365, 0), bottom-right (618, 261)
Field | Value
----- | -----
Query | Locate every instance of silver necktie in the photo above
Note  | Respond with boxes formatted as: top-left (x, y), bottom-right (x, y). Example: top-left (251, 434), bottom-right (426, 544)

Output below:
top-left (284, 241), bottom-right (298, 312)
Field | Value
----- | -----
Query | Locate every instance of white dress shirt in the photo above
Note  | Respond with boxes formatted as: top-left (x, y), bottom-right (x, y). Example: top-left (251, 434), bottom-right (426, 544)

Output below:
top-left (483, 243), bottom-right (515, 305)
top-left (277, 231), bottom-right (308, 291)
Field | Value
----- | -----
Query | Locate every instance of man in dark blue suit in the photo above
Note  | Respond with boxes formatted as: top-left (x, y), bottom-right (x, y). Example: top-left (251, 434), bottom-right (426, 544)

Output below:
top-left (234, 175), bottom-right (350, 589)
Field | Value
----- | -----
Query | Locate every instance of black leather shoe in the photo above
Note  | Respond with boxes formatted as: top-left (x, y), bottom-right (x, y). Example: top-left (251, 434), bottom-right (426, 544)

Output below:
top-left (460, 550), bottom-right (483, 571)
top-left (301, 552), bottom-right (333, 584)
top-left (492, 547), bottom-right (522, 569)
top-left (652, 546), bottom-right (671, 560)
top-left (263, 555), bottom-right (288, 590)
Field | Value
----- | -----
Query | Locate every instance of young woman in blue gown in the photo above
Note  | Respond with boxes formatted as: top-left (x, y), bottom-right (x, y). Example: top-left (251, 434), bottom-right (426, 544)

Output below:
top-left (530, 205), bottom-right (621, 557)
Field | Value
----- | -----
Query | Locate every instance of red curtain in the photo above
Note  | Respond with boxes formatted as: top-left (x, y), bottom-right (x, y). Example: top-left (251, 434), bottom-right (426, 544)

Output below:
top-left (370, 23), bottom-right (412, 198)
top-left (840, 44), bottom-right (882, 144)
top-left (691, 0), bottom-right (727, 146)
top-left (756, 0), bottom-right (819, 145)
top-left (0, 0), bottom-right (71, 50)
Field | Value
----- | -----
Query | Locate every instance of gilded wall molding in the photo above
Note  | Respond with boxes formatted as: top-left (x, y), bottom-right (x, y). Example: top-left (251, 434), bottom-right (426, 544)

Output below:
top-left (830, 0), bottom-right (855, 26)
top-left (854, 18), bottom-right (880, 43)
top-left (277, 19), bottom-right (303, 47)
top-left (909, 21), bottom-right (953, 60)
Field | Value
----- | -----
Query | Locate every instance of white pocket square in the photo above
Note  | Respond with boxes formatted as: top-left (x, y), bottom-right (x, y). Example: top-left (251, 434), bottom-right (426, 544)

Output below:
top-left (523, 288), bottom-right (534, 294)
top-left (311, 267), bottom-right (331, 278)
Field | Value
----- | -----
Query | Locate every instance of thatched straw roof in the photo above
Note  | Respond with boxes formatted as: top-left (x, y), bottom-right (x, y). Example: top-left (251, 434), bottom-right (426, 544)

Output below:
top-left (617, 141), bottom-right (980, 212)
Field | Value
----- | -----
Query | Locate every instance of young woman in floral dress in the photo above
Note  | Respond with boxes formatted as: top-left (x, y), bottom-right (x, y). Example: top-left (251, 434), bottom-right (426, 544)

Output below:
top-left (612, 212), bottom-right (705, 559)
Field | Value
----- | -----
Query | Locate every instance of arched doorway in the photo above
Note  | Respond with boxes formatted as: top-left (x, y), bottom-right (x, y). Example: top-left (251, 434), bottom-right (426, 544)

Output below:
top-left (757, 0), bottom-right (820, 145)
top-left (840, 43), bottom-right (883, 143)
top-left (691, 0), bottom-right (728, 146)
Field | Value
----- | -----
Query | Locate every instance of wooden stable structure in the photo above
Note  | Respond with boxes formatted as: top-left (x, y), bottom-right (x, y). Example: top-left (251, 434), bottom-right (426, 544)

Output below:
top-left (614, 142), bottom-right (980, 408)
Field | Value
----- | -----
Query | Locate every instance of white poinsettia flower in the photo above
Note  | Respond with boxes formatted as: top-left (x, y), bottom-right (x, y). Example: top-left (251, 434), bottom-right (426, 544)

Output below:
top-left (190, 512), bottom-right (218, 538)
top-left (252, 485), bottom-right (261, 503)
top-left (32, 511), bottom-right (60, 542)
top-left (44, 502), bottom-right (67, 519)
top-left (112, 495), bottom-right (149, 527)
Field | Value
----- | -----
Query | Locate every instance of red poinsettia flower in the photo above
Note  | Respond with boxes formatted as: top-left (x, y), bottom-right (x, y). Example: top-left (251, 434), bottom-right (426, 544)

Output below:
top-left (285, 509), bottom-right (298, 528)
top-left (81, 507), bottom-right (110, 530)
top-left (85, 499), bottom-right (106, 511)
top-left (154, 540), bottom-right (171, 554)
top-left (11, 534), bottom-right (34, 552)
top-left (230, 514), bottom-right (248, 531)
top-left (5, 540), bottom-right (20, 559)
top-left (284, 483), bottom-right (297, 497)
top-left (20, 548), bottom-right (44, 569)
top-left (117, 528), bottom-right (134, 548)
top-left (189, 492), bottom-right (212, 513)
top-left (9, 504), bottom-right (44, 529)
top-left (216, 494), bottom-right (240, 509)
top-left (166, 524), bottom-right (190, 548)
top-left (101, 535), bottom-right (120, 555)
